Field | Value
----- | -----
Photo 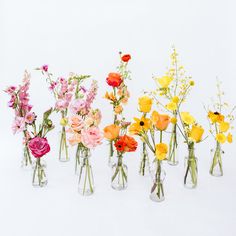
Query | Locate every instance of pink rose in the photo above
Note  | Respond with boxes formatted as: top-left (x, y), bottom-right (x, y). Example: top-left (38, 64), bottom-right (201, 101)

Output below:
top-left (12, 117), bottom-right (25, 134)
top-left (41, 65), bottom-right (48, 72)
top-left (28, 137), bottom-right (50, 158)
top-left (25, 112), bottom-right (36, 124)
top-left (81, 127), bottom-right (103, 149)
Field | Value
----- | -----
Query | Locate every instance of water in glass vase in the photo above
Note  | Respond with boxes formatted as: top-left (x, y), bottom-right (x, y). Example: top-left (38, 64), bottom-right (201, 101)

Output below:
top-left (168, 123), bottom-right (178, 166)
top-left (210, 142), bottom-right (224, 177)
top-left (59, 127), bottom-right (69, 162)
top-left (21, 145), bottom-right (32, 170)
top-left (139, 142), bottom-right (150, 176)
top-left (32, 159), bottom-right (47, 187)
top-left (78, 156), bottom-right (94, 196)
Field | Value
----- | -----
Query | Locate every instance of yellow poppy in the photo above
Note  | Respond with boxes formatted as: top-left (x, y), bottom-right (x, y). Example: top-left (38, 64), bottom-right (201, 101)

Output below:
top-left (180, 112), bottom-right (195, 125)
top-left (157, 76), bottom-right (173, 88)
top-left (155, 143), bottom-right (168, 161)
top-left (172, 96), bottom-right (179, 104)
top-left (189, 125), bottom-right (204, 143)
top-left (138, 96), bottom-right (153, 113)
top-left (216, 133), bottom-right (226, 144)
top-left (166, 102), bottom-right (177, 111)
top-left (171, 117), bottom-right (177, 124)
top-left (219, 121), bottom-right (230, 132)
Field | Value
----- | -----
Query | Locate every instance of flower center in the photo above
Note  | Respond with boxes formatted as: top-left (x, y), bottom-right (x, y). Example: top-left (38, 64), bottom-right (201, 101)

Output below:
top-left (140, 121), bottom-right (145, 126)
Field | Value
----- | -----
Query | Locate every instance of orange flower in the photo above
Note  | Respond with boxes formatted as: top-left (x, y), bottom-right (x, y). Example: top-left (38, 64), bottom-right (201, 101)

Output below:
top-left (115, 135), bottom-right (137, 152)
top-left (114, 105), bottom-right (123, 114)
top-left (121, 54), bottom-right (131, 62)
top-left (104, 91), bottom-right (116, 102)
top-left (151, 111), bottom-right (170, 131)
top-left (106, 72), bottom-right (122, 87)
top-left (103, 124), bottom-right (120, 140)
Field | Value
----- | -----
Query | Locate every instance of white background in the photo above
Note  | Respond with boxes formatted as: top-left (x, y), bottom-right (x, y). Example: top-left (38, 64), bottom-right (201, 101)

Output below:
top-left (1, 0), bottom-right (236, 236)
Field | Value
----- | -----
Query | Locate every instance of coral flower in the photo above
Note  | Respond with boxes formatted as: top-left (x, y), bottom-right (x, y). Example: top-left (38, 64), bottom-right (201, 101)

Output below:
top-left (151, 111), bottom-right (170, 131)
top-left (106, 73), bottom-right (122, 88)
top-left (155, 143), bottom-right (168, 160)
top-left (115, 135), bottom-right (137, 152)
top-left (138, 96), bottom-right (153, 113)
top-left (103, 124), bottom-right (120, 140)
top-left (114, 105), bottom-right (123, 114)
top-left (121, 54), bottom-right (131, 62)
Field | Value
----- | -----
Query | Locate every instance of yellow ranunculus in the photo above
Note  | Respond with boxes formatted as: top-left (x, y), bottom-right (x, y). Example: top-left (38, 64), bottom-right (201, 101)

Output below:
top-left (155, 143), bottom-right (168, 161)
top-left (189, 125), bottom-right (204, 143)
top-left (180, 112), bottom-right (195, 125)
top-left (157, 76), bottom-right (173, 88)
top-left (166, 102), bottom-right (177, 111)
top-left (227, 133), bottom-right (233, 143)
top-left (219, 121), bottom-right (230, 132)
top-left (172, 96), bottom-right (179, 104)
top-left (216, 133), bottom-right (226, 144)
top-left (60, 118), bottom-right (68, 126)
top-left (138, 96), bottom-right (153, 113)
top-left (171, 117), bottom-right (177, 124)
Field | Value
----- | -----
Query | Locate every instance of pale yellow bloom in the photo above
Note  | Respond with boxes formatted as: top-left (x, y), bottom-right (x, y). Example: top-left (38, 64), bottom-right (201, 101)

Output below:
top-left (138, 96), bottom-right (153, 113)
top-left (157, 76), bottom-right (173, 88)
top-left (166, 102), bottom-right (177, 111)
top-left (172, 96), bottom-right (179, 104)
top-left (181, 112), bottom-right (195, 125)
top-left (219, 121), bottom-right (230, 133)
top-left (189, 125), bottom-right (204, 143)
top-left (227, 133), bottom-right (233, 143)
top-left (216, 133), bottom-right (226, 144)
top-left (155, 143), bottom-right (168, 161)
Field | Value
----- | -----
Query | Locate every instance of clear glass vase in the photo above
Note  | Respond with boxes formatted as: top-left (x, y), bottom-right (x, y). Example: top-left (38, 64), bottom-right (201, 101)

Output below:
top-left (59, 127), bottom-right (69, 162)
top-left (108, 140), bottom-right (115, 167)
top-left (139, 142), bottom-right (150, 176)
top-left (184, 145), bottom-right (198, 189)
top-left (111, 155), bottom-right (128, 190)
top-left (168, 123), bottom-right (178, 166)
top-left (78, 155), bottom-right (95, 196)
top-left (75, 145), bottom-right (91, 175)
top-left (21, 144), bottom-right (32, 170)
top-left (210, 142), bottom-right (224, 177)
top-left (32, 159), bottom-right (47, 187)
top-left (150, 161), bottom-right (165, 202)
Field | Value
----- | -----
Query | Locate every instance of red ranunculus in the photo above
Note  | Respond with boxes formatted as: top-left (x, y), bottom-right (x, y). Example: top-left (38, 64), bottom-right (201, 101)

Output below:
top-left (28, 137), bottom-right (50, 158)
top-left (121, 54), bottom-right (131, 62)
top-left (106, 73), bottom-right (122, 88)
top-left (114, 135), bottom-right (138, 153)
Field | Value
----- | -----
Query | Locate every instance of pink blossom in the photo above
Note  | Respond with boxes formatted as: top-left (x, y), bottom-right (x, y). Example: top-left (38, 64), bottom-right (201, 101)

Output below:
top-left (49, 81), bottom-right (57, 91)
top-left (25, 112), bottom-right (36, 124)
top-left (41, 65), bottom-right (48, 72)
top-left (81, 127), bottom-right (103, 149)
top-left (5, 86), bottom-right (16, 94)
top-left (12, 117), bottom-right (25, 134)
top-left (85, 109), bottom-right (102, 127)
top-left (69, 99), bottom-right (86, 114)
top-left (55, 99), bottom-right (69, 111)
top-left (8, 94), bottom-right (16, 108)
top-left (68, 132), bottom-right (81, 146)
top-left (69, 115), bottom-right (84, 132)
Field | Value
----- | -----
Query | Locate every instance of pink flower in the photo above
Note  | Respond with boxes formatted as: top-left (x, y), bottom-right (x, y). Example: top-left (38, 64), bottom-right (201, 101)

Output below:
top-left (68, 132), bottom-right (81, 146)
top-left (55, 99), bottom-right (69, 111)
top-left (49, 81), bottom-right (57, 91)
top-left (69, 115), bottom-right (84, 132)
top-left (41, 65), bottom-right (48, 72)
top-left (28, 137), bottom-right (50, 158)
top-left (5, 86), bottom-right (16, 94)
top-left (25, 112), bottom-right (36, 124)
top-left (12, 117), bottom-right (25, 134)
top-left (85, 109), bottom-right (102, 127)
top-left (81, 127), bottom-right (103, 149)
top-left (69, 99), bottom-right (86, 114)
top-left (8, 94), bottom-right (16, 108)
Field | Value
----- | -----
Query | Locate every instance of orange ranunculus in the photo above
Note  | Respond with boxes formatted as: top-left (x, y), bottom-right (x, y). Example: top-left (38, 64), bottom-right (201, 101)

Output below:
top-left (103, 124), bottom-right (120, 140)
top-left (151, 111), bottom-right (170, 131)
top-left (121, 54), bottom-right (131, 62)
top-left (106, 72), bottom-right (122, 88)
top-left (114, 135), bottom-right (138, 152)
top-left (114, 105), bottom-right (123, 114)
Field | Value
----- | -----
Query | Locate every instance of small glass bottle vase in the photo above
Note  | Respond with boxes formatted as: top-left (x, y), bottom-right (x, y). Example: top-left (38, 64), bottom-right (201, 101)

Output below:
top-left (184, 146), bottom-right (198, 189)
top-left (150, 161), bottom-right (165, 202)
top-left (168, 123), bottom-right (179, 166)
top-left (32, 159), bottom-right (47, 187)
top-left (139, 142), bottom-right (150, 176)
top-left (22, 144), bottom-right (32, 170)
top-left (108, 140), bottom-right (115, 167)
top-left (59, 127), bottom-right (69, 162)
top-left (75, 146), bottom-right (91, 175)
top-left (78, 155), bottom-right (95, 196)
top-left (111, 155), bottom-right (128, 190)
top-left (210, 142), bottom-right (224, 177)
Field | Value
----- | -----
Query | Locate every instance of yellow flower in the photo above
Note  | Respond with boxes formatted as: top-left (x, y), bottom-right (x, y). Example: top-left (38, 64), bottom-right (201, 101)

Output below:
top-left (216, 133), bottom-right (226, 144)
top-left (60, 118), bottom-right (68, 126)
top-left (172, 96), bottom-right (179, 104)
top-left (208, 111), bottom-right (224, 123)
top-left (227, 133), bottom-right (233, 143)
top-left (180, 112), bottom-right (195, 125)
top-left (171, 117), bottom-right (177, 124)
top-left (190, 80), bottom-right (195, 86)
top-left (189, 125), bottom-right (204, 143)
top-left (219, 121), bottom-right (230, 132)
top-left (166, 102), bottom-right (177, 111)
top-left (157, 76), bottom-right (173, 88)
top-left (129, 117), bottom-right (151, 134)
top-left (138, 96), bottom-right (153, 113)
top-left (155, 143), bottom-right (168, 161)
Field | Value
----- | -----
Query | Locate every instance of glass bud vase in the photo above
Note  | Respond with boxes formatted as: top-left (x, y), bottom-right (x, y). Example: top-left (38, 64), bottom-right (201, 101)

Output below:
top-left (32, 159), bottom-right (47, 187)
top-left (210, 142), bottom-right (224, 177)
top-left (150, 160), bottom-right (165, 202)
top-left (78, 155), bottom-right (95, 196)
top-left (168, 123), bottom-right (178, 166)
top-left (111, 155), bottom-right (128, 190)
top-left (108, 140), bottom-right (115, 167)
top-left (139, 142), bottom-right (150, 176)
top-left (59, 126), bottom-right (69, 162)
top-left (75, 146), bottom-right (91, 175)
top-left (184, 145), bottom-right (198, 189)
top-left (21, 144), bottom-right (32, 170)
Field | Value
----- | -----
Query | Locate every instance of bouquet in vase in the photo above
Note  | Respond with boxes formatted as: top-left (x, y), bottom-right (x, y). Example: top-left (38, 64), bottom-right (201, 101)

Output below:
top-left (206, 81), bottom-right (235, 176)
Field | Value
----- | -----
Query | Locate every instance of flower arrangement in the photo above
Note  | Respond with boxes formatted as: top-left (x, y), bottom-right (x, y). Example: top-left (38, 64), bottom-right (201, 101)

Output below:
top-left (149, 47), bottom-right (195, 166)
top-left (5, 71), bottom-right (54, 187)
top-left (206, 81), bottom-right (235, 176)
top-left (104, 52), bottom-right (138, 190)
top-left (38, 65), bottom-right (76, 162)
top-left (66, 74), bottom-right (103, 195)
top-left (129, 109), bottom-right (171, 202)
top-left (104, 52), bottom-right (131, 166)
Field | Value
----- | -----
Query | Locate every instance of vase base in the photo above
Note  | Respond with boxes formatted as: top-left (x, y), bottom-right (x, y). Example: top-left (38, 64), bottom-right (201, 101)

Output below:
top-left (210, 171), bottom-right (223, 177)
top-left (59, 158), bottom-right (70, 163)
top-left (111, 184), bottom-right (127, 191)
top-left (167, 160), bottom-right (179, 166)
top-left (32, 181), bottom-right (48, 188)
top-left (78, 188), bottom-right (94, 196)
top-left (150, 193), bottom-right (165, 202)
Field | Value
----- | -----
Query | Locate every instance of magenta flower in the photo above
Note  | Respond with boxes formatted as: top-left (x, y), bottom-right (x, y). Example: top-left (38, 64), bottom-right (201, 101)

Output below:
top-left (28, 137), bottom-right (50, 158)
top-left (81, 127), bottom-right (103, 149)
top-left (41, 65), bottom-right (48, 72)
